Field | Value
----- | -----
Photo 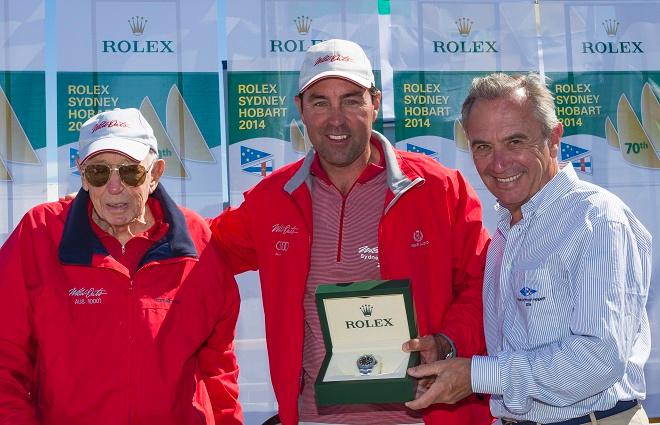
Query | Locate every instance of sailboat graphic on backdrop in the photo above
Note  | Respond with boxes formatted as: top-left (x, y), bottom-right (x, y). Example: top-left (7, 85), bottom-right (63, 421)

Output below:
top-left (605, 83), bottom-right (660, 169)
top-left (290, 119), bottom-right (312, 154)
top-left (453, 120), bottom-right (470, 152)
top-left (166, 85), bottom-right (215, 162)
top-left (140, 96), bottom-right (188, 178)
top-left (0, 85), bottom-right (40, 181)
top-left (138, 84), bottom-right (216, 178)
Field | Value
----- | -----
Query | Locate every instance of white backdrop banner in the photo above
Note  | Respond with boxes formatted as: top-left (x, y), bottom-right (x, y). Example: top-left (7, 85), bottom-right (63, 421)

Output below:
top-left (0, 0), bottom-right (46, 244)
top-left (390, 0), bottom-right (539, 231)
top-left (539, 1), bottom-right (660, 416)
top-left (56, 0), bottom-right (224, 217)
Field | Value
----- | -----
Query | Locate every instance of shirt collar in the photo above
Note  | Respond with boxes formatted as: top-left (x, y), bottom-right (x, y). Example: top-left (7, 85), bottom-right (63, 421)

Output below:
top-left (309, 137), bottom-right (386, 186)
top-left (59, 184), bottom-right (197, 265)
top-left (284, 130), bottom-right (422, 202)
top-left (88, 196), bottom-right (168, 242)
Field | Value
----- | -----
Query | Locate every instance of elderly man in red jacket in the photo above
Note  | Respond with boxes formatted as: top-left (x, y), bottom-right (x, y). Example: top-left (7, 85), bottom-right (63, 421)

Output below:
top-left (0, 108), bottom-right (243, 425)
top-left (212, 39), bottom-right (492, 425)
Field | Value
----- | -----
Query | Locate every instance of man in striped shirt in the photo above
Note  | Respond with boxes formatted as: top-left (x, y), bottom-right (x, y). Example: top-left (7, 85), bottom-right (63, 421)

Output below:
top-left (404, 72), bottom-right (652, 425)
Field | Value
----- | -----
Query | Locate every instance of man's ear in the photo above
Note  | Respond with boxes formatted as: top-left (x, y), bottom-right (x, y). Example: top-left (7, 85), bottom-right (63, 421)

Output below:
top-left (294, 94), bottom-right (304, 124)
top-left (548, 121), bottom-right (564, 158)
top-left (371, 91), bottom-right (382, 123)
top-left (76, 158), bottom-right (88, 190)
top-left (149, 159), bottom-right (166, 193)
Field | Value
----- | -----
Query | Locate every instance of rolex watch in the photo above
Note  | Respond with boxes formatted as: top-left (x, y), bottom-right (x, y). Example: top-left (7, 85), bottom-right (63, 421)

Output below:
top-left (356, 354), bottom-right (378, 376)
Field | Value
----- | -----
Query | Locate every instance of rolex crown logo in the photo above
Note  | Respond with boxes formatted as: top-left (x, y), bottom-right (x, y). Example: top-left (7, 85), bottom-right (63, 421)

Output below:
top-left (360, 304), bottom-right (373, 317)
top-left (602, 19), bottom-right (619, 37)
top-left (128, 16), bottom-right (147, 36)
top-left (455, 17), bottom-right (473, 37)
top-left (293, 15), bottom-right (312, 35)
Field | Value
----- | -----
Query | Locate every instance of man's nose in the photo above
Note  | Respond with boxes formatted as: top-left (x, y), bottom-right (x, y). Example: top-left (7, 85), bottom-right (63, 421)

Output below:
top-left (490, 147), bottom-right (512, 171)
top-left (105, 169), bottom-right (125, 194)
top-left (327, 104), bottom-right (347, 126)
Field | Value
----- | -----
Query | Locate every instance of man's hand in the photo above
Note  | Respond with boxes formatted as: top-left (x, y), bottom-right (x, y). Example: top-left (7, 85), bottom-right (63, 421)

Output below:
top-left (402, 334), bottom-right (454, 398)
top-left (404, 357), bottom-right (473, 410)
top-left (402, 334), bottom-right (453, 364)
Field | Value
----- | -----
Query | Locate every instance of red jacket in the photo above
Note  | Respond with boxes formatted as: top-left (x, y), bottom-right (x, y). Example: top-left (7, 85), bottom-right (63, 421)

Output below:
top-left (0, 185), bottom-right (242, 425)
top-left (212, 132), bottom-right (491, 424)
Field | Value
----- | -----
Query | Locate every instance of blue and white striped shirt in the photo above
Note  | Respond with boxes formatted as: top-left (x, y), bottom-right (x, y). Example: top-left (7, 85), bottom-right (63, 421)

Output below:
top-left (471, 165), bottom-right (652, 423)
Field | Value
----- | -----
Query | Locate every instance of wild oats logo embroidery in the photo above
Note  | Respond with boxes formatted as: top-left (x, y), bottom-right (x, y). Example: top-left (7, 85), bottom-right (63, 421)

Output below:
top-left (69, 287), bottom-right (108, 305)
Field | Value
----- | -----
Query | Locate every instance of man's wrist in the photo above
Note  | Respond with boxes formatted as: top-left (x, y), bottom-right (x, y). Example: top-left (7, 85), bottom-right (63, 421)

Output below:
top-left (434, 333), bottom-right (457, 359)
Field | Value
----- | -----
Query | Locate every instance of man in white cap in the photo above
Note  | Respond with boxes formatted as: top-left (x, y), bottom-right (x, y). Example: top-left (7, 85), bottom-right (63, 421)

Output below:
top-left (0, 108), bottom-right (243, 424)
top-left (211, 39), bottom-right (492, 425)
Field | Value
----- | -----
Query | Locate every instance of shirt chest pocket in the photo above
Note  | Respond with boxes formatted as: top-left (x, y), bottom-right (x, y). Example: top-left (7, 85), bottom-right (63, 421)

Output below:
top-left (512, 262), bottom-right (572, 346)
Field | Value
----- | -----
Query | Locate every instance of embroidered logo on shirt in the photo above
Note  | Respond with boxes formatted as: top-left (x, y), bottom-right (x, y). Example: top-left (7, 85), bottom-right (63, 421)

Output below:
top-left (69, 287), bottom-right (108, 305)
top-left (272, 223), bottom-right (299, 235)
top-left (275, 240), bottom-right (290, 256)
top-left (519, 287), bottom-right (537, 296)
top-left (410, 229), bottom-right (430, 248)
top-left (358, 245), bottom-right (379, 261)
top-left (153, 297), bottom-right (179, 305)
top-left (517, 287), bottom-right (546, 306)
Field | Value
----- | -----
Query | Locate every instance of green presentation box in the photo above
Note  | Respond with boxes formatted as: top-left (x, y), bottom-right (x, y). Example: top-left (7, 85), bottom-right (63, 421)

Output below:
top-left (315, 279), bottom-right (420, 405)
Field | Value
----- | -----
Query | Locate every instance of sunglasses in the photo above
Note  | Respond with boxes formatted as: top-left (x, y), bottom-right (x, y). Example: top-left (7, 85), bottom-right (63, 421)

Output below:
top-left (82, 161), bottom-right (154, 187)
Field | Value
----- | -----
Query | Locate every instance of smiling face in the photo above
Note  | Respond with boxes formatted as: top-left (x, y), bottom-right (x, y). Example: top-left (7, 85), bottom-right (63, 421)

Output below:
top-left (80, 152), bottom-right (164, 236)
top-left (295, 77), bottom-right (380, 181)
top-left (466, 91), bottom-right (562, 223)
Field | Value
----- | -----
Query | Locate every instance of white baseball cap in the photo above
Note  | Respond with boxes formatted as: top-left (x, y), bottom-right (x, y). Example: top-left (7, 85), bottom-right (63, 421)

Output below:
top-left (298, 39), bottom-right (375, 93)
top-left (77, 108), bottom-right (158, 163)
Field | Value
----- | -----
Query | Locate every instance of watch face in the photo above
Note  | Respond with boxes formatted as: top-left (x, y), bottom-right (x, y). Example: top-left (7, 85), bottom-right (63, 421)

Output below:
top-left (357, 354), bottom-right (379, 375)
top-left (358, 354), bottom-right (376, 367)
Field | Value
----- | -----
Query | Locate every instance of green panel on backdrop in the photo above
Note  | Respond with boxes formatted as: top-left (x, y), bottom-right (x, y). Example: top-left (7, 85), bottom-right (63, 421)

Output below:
top-left (57, 72), bottom-right (220, 148)
top-left (393, 71), bottom-right (489, 141)
top-left (378, 0), bottom-right (390, 15)
top-left (547, 71), bottom-right (659, 138)
top-left (227, 71), bottom-right (383, 145)
top-left (0, 71), bottom-right (46, 150)
top-left (227, 71), bottom-right (300, 144)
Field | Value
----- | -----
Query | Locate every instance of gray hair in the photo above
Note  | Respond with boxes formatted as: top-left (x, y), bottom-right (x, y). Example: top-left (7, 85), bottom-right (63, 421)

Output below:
top-left (461, 72), bottom-right (560, 137)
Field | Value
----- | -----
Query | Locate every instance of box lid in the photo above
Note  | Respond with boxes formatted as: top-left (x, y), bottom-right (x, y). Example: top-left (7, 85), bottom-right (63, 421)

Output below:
top-left (315, 279), bottom-right (417, 352)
